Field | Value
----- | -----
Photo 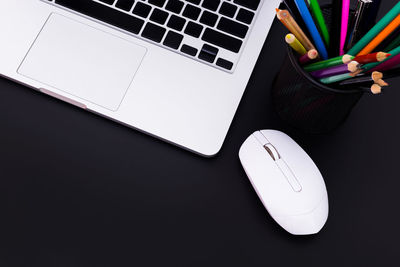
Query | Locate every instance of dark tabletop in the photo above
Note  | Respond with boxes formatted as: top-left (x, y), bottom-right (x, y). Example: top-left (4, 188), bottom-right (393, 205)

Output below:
top-left (1, 1), bottom-right (399, 266)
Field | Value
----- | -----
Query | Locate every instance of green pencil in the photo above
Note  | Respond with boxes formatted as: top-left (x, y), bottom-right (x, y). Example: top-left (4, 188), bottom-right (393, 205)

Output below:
top-left (308, 0), bottom-right (330, 46)
top-left (362, 45), bottom-right (400, 71)
top-left (384, 34), bottom-right (400, 52)
top-left (304, 54), bottom-right (354, 72)
top-left (320, 71), bottom-right (361, 84)
top-left (348, 2), bottom-right (400, 56)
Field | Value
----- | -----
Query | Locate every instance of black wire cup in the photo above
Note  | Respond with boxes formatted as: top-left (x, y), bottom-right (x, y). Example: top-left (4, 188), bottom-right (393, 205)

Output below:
top-left (272, 47), bottom-right (364, 134)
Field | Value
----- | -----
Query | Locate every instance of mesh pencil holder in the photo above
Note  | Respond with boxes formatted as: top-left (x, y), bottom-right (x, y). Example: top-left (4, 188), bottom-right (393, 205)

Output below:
top-left (272, 47), bottom-right (364, 134)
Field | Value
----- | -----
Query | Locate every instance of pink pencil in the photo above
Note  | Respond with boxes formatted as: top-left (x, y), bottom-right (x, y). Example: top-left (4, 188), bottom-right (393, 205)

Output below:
top-left (340, 0), bottom-right (350, 55)
top-left (368, 54), bottom-right (400, 72)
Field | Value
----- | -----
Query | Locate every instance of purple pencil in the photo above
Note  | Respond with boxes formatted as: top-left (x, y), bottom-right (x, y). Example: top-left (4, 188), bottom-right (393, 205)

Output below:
top-left (299, 49), bottom-right (319, 65)
top-left (310, 61), bottom-right (361, 79)
top-left (368, 53), bottom-right (400, 72)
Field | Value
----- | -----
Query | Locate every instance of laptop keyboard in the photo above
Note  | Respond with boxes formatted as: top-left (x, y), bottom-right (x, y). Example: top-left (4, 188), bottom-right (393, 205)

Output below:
top-left (45, 0), bottom-right (262, 72)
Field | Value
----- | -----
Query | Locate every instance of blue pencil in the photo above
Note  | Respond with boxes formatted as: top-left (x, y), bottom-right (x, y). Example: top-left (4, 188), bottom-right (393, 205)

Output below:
top-left (293, 0), bottom-right (329, 59)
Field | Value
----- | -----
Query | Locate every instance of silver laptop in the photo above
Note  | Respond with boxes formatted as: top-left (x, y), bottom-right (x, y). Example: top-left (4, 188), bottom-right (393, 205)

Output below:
top-left (0, 0), bottom-right (280, 156)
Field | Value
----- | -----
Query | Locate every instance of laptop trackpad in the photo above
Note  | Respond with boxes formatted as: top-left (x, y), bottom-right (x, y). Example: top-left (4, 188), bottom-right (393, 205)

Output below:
top-left (18, 13), bottom-right (147, 111)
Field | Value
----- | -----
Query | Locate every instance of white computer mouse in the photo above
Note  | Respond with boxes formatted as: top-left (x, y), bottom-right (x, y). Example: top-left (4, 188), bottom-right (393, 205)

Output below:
top-left (239, 130), bottom-right (328, 235)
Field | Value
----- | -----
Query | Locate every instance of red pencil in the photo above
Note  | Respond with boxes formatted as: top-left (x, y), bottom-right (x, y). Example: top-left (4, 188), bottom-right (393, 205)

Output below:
top-left (368, 53), bottom-right (400, 72)
top-left (354, 52), bottom-right (391, 64)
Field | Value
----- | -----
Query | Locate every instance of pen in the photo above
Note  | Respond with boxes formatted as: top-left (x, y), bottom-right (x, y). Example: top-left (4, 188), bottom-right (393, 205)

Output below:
top-left (348, 2), bottom-right (400, 56)
top-left (346, 0), bottom-right (373, 51)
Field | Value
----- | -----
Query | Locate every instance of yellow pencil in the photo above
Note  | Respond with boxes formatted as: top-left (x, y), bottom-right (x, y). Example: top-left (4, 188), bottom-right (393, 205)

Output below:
top-left (285, 33), bottom-right (307, 55)
top-left (276, 8), bottom-right (316, 51)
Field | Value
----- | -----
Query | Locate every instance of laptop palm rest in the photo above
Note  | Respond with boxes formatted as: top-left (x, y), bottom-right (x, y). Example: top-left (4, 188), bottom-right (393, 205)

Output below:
top-left (18, 13), bottom-right (147, 111)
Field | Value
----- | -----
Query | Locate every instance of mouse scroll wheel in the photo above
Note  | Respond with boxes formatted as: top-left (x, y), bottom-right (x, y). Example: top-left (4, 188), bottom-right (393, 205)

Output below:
top-left (263, 143), bottom-right (281, 161)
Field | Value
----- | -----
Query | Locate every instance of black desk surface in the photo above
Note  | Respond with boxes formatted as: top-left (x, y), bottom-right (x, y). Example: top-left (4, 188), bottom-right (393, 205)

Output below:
top-left (1, 1), bottom-right (399, 266)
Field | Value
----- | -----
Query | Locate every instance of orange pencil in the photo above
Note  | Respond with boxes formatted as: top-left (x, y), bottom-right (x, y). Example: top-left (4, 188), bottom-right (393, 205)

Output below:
top-left (358, 14), bottom-right (400, 56)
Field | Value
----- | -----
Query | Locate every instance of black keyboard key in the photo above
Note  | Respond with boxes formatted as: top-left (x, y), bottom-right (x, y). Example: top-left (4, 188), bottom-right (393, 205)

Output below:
top-left (200, 11), bottom-right (218, 27)
top-left (217, 17), bottom-right (248, 38)
top-left (216, 58), bottom-right (233, 70)
top-left (132, 2), bottom-right (152, 18)
top-left (202, 0), bottom-right (221, 11)
top-left (163, 31), bottom-right (184, 49)
top-left (55, 0), bottom-right (145, 34)
top-left (141, 22), bottom-right (166, 42)
top-left (181, 44), bottom-right (198, 56)
top-left (219, 2), bottom-right (237, 18)
top-left (182, 5), bottom-right (201, 20)
top-left (148, 0), bottom-right (166, 7)
top-left (236, 8), bottom-right (254, 24)
top-left (165, 0), bottom-right (184, 14)
top-left (167, 15), bottom-right (186, 31)
top-left (198, 44), bottom-right (218, 63)
top-left (233, 0), bottom-right (260, 11)
top-left (115, 0), bottom-right (135, 11)
top-left (150, 8), bottom-right (169, 24)
top-left (185, 0), bottom-right (201, 5)
top-left (184, 21), bottom-right (203, 38)
top-left (202, 28), bottom-right (243, 53)
top-left (99, 0), bottom-right (114, 4)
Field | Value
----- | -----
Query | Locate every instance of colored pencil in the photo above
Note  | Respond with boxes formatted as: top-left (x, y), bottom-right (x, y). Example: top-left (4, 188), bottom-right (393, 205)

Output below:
top-left (311, 61), bottom-right (361, 79)
top-left (375, 26), bottom-right (400, 52)
top-left (357, 14), bottom-right (400, 56)
top-left (353, 52), bottom-right (391, 64)
top-left (283, 0), bottom-right (311, 37)
top-left (348, 2), bottom-right (400, 56)
top-left (329, 0), bottom-right (342, 56)
top-left (276, 9), bottom-right (316, 51)
top-left (299, 49), bottom-right (319, 65)
top-left (346, 0), bottom-right (373, 51)
top-left (340, 0), bottom-right (351, 55)
top-left (361, 84), bottom-right (383, 94)
top-left (286, 33), bottom-right (307, 55)
top-left (320, 70), bottom-right (363, 84)
top-left (304, 54), bottom-right (354, 72)
top-left (362, 45), bottom-right (400, 72)
top-left (293, 0), bottom-right (329, 59)
top-left (308, 0), bottom-right (330, 45)
top-left (368, 53), bottom-right (400, 72)
top-left (383, 29), bottom-right (400, 51)
top-left (338, 71), bottom-right (384, 85)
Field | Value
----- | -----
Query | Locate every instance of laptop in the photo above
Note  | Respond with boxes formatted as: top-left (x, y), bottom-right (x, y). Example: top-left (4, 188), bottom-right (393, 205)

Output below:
top-left (0, 0), bottom-right (280, 156)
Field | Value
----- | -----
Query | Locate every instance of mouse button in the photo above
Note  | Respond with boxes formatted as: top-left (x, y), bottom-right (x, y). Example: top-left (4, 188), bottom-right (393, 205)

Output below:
top-left (253, 131), bottom-right (270, 146)
top-left (276, 159), bottom-right (302, 192)
top-left (263, 143), bottom-right (281, 161)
